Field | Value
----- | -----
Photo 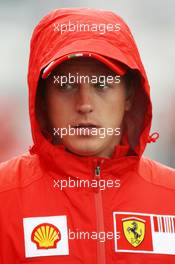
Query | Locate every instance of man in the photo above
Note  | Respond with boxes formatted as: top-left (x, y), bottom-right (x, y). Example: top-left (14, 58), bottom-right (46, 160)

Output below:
top-left (0, 8), bottom-right (175, 264)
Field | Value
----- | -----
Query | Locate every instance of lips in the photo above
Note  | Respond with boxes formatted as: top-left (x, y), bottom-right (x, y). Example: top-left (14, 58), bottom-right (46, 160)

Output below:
top-left (71, 122), bottom-right (99, 128)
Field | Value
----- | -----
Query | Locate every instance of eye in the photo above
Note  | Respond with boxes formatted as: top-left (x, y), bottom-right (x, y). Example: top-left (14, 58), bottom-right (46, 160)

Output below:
top-left (58, 82), bottom-right (76, 91)
top-left (92, 81), bottom-right (111, 90)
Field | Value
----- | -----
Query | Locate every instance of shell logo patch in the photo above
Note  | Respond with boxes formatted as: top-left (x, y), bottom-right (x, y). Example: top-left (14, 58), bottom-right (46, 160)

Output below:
top-left (31, 223), bottom-right (61, 249)
top-left (23, 215), bottom-right (69, 258)
top-left (113, 212), bottom-right (175, 255)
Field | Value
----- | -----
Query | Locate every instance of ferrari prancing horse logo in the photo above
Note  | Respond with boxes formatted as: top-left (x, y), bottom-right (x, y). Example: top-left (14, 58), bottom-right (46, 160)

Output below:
top-left (122, 217), bottom-right (145, 247)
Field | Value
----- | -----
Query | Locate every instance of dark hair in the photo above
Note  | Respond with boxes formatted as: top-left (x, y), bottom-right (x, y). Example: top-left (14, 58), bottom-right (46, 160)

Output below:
top-left (35, 76), bottom-right (52, 139)
top-left (123, 69), bottom-right (140, 96)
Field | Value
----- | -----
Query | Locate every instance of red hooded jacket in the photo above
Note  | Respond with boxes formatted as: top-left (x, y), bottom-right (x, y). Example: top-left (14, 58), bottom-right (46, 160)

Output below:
top-left (0, 8), bottom-right (175, 264)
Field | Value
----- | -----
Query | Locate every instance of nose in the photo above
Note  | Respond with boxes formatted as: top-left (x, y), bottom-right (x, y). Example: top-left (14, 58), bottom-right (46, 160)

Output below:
top-left (76, 84), bottom-right (93, 114)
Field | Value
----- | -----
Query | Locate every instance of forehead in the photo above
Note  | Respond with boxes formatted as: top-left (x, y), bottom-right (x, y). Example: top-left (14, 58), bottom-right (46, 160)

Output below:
top-left (51, 57), bottom-right (116, 75)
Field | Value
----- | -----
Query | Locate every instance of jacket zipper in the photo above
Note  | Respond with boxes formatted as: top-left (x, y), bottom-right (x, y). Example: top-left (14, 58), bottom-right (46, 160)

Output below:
top-left (94, 160), bottom-right (106, 264)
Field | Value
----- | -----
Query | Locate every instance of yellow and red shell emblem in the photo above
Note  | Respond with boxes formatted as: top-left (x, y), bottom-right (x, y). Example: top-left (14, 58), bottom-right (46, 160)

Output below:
top-left (31, 223), bottom-right (61, 249)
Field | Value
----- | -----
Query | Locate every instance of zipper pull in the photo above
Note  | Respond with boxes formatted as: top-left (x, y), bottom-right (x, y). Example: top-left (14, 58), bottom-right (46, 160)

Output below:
top-left (94, 165), bottom-right (100, 193)
top-left (94, 160), bottom-right (104, 192)
top-left (94, 159), bottom-right (104, 178)
top-left (95, 165), bottom-right (101, 177)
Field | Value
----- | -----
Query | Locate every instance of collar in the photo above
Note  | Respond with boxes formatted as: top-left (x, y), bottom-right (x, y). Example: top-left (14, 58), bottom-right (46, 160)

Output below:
top-left (29, 142), bottom-right (139, 180)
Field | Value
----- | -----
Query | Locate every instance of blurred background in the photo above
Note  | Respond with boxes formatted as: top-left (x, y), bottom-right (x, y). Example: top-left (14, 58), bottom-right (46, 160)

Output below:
top-left (0, 0), bottom-right (174, 167)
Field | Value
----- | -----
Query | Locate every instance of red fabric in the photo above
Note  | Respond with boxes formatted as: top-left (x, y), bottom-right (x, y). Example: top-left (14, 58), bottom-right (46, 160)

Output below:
top-left (0, 8), bottom-right (175, 264)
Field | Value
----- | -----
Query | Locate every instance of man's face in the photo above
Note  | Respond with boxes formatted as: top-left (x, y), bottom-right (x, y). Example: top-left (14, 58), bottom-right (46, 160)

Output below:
top-left (45, 57), bottom-right (132, 157)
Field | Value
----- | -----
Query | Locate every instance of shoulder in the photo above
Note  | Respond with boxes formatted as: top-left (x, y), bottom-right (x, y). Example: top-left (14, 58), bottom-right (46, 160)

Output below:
top-left (0, 152), bottom-right (43, 193)
top-left (139, 156), bottom-right (175, 190)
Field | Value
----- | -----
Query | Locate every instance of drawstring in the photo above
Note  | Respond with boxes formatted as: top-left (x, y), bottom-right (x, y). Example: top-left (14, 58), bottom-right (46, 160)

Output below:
top-left (29, 145), bottom-right (37, 154)
top-left (147, 132), bottom-right (159, 143)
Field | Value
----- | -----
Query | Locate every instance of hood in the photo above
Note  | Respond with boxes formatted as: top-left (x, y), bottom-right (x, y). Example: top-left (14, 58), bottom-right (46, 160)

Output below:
top-left (27, 8), bottom-right (156, 171)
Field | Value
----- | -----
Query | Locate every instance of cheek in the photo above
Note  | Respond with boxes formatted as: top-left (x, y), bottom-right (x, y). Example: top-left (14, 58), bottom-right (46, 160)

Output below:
top-left (100, 90), bottom-right (126, 126)
top-left (104, 90), bottom-right (126, 114)
top-left (48, 97), bottom-right (74, 128)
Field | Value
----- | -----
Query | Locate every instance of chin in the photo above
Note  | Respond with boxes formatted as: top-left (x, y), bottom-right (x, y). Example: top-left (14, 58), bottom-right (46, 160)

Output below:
top-left (63, 136), bottom-right (107, 157)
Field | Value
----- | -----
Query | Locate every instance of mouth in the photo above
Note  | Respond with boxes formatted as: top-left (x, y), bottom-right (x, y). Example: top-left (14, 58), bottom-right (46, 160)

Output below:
top-left (71, 123), bottom-right (99, 129)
